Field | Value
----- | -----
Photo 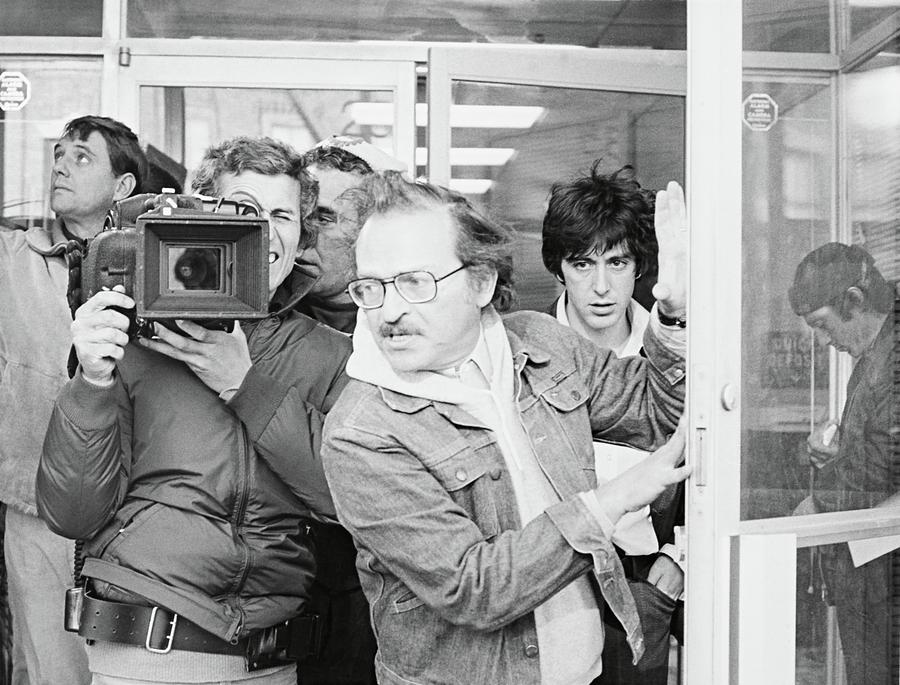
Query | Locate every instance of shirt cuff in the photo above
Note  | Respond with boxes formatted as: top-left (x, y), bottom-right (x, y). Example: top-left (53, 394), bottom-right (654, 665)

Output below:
top-left (659, 542), bottom-right (685, 572)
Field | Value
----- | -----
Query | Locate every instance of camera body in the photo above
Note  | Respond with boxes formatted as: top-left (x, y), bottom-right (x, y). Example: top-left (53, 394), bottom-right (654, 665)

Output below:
top-left (74, 192), bottom-right (270, 337)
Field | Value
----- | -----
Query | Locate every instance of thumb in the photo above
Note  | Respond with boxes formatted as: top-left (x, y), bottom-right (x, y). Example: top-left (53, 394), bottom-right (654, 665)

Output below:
top-left (657, 424), bottom-right (687, 467)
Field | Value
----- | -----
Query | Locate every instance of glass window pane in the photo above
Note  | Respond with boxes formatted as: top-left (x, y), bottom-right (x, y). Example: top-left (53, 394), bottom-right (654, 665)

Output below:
top-left (0, 0), bottom-right (102, 36)
top-left (851, 1), bottom-right (900, 42)
top-left (127, 0), bottom-right (685, 49)
top-left (444, 81), bottom-right (684, 313)
top-left (743, 0), bottom-right (831, 52)
top-left (139, 87), bottom-right (394, 188)
top-left (0, 59), bottom-right (102, 230)
top-left (796, 541), bottom-right (899, 683)
top-left (740, 79), bottom-right (834, 522)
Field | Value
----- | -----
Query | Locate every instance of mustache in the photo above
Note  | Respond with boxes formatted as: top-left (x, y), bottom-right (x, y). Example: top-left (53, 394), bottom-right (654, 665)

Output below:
top-left (378, 323), bottom-right (419, 337)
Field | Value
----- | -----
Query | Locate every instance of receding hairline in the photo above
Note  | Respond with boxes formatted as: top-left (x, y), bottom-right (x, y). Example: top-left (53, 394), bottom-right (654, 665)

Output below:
top-left (355, 204), bottom-right (460, 266)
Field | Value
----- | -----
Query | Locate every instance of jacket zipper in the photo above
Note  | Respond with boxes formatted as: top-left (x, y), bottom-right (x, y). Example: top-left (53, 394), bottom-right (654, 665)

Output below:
top-left (230, 423), bottom-right (253, 601)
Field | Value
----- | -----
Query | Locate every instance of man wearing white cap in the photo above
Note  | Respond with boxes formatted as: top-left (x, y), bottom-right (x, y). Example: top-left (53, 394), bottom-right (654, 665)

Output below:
top-left (297, 136), bottom-right (407, 334)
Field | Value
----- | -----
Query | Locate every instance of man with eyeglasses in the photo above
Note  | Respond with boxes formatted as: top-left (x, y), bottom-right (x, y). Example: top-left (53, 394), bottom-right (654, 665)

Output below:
top-left (321, 171), bottom-right (691, 685)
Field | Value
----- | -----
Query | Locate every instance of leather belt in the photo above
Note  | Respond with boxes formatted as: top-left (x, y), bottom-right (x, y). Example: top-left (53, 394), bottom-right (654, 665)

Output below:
top-left (78, 591), bottom-right (322, 669)
top-left (79, 592), bottom-right (245, 655)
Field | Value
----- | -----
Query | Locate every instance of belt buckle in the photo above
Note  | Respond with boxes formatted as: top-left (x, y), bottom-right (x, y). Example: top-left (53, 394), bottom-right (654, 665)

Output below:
top-left (145, 606), bottom-right (179, 654)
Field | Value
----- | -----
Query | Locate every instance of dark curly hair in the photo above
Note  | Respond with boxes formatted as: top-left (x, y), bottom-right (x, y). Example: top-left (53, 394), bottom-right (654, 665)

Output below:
top-left (302, 145), bottom-right (373, 175)
top-left (352, 171), bottom-right (516, 312)
top-left (541, 161), bottom-right (658, 283)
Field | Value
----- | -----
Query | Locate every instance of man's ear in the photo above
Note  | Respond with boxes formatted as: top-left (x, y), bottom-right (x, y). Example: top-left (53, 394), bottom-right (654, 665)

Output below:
top-left (473, 269), bottom-right (498, 308)
top-left (112, 173), bottom-right (137, 202)
top-left (839, 286), bottom-right (866, 319)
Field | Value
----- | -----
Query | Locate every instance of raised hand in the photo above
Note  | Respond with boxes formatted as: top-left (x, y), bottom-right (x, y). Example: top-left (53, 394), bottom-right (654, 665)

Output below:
top-left (595, 420), bottom-right (691, 524)
top-left (136, 320), bottom-right (252, 396)
top-left (71, 286), bottom-right (134, 386)
top-left (651, 180), bottom-right (688, 318)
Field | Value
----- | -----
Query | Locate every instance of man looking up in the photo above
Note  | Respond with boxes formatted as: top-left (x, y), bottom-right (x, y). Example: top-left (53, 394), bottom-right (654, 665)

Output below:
top-left (322, 172), bottom-right (691, 685)
top-left (36, 137), bottom-right (351, 683)
top-left (297, 135), bottom-right (407, 334)
top-left (789, 242), bottom-right (898, 685)
top-left (541, 162), bottom-right (684, 685)
top-left (1, 115), bottom-right (146, 685)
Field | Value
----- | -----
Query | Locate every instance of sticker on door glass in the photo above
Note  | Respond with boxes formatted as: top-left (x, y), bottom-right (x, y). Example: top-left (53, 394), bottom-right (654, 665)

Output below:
top-left (742, 93), bottom-right (778, 132)
top-left (0, 71), bottom-right (31, 112)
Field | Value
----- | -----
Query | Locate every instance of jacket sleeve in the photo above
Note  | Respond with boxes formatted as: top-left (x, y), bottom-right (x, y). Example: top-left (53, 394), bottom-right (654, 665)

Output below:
top-left (227, 334), bottom-right (351, 519)
top-left (322, 416), bottom-right (606, 632)
top-left (36, 373), bottom-right (133, 539)
top-left (579, 319), bottom-right (685, 450)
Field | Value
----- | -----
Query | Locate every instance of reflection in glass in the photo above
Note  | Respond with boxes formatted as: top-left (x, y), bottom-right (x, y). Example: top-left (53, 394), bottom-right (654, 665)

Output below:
top-left (743, 0), bottom-right (830, 52)
top-left (796, 540), bottom-right (897, 683)
top-left (139, 87), bottom-right (394, 188)
top-left (127, 0), bottom-right (686, 49)
top-left (168, 247), bottom-right (223, 292)
top-left (740, 80), bottom-right (834, 522)
top-left (446, 81), bottom-right (684, 312)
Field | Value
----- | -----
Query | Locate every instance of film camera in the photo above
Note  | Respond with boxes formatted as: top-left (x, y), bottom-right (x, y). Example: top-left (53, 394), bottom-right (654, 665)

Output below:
top-left (67, 192), bottom-right (270, 339)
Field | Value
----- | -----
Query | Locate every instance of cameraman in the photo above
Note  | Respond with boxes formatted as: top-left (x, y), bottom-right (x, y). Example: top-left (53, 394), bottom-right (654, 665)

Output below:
top-left (36, 137), bottom-right (351, 684)
top-left (1, 114), bottom-right (146, 685)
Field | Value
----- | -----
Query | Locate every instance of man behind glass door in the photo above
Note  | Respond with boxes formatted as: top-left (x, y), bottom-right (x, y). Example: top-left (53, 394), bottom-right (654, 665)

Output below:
top-left (0, 115), bottom-right (147, 685)
top-left (789, 241), bottom-right (898, 685)
top-left (296, 135), bottom-right (408, 334)
top-left (541, 162), bottom-right (684, 685)
top-left (294, 135), bottom-right (406, 685)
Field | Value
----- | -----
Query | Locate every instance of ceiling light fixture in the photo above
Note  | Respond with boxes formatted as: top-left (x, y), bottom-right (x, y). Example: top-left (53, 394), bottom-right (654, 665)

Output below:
top-left (347, 103), bottom-right (545, 129)
top-left (415, 147), bottom-right (516, 166)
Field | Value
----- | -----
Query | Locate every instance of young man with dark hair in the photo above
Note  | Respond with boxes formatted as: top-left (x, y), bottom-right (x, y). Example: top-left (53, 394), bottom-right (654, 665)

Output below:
top-left (36, 136), bottom-right (351, 683)
top-left (0, 115), bottom-right (147, 685)
top-left (789, 241), bottom-right (898, 685)
top-left (322, 171), bottom-right (691, 685)
top-left (541, 162), bottom-right (683, 685)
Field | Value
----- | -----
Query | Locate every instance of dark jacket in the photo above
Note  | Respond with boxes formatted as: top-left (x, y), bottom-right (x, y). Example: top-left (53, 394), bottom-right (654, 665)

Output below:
top-left (36, 294), bottom-right (351, 642)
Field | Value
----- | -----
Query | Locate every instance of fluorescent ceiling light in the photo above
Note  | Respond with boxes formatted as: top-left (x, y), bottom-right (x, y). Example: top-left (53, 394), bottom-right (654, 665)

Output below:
top-left (347, 103), bottom-right (545, 129)
top-left (448, 179), bottom-right (493, 195)
top-left (415, 147), bottom-right (516, 166)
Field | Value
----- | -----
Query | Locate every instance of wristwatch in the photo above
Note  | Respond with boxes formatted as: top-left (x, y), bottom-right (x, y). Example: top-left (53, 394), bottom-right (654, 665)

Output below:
top-left (658, 311), bottom-right (687, 328)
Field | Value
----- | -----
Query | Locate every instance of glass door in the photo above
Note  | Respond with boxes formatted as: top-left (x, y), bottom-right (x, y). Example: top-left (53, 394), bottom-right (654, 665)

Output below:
top-left (115, 50), bottom-right (417, 189)
top-left (425, 46), bottom-right (685, 313)
top-left (687, 2), bottom-right (900, 683)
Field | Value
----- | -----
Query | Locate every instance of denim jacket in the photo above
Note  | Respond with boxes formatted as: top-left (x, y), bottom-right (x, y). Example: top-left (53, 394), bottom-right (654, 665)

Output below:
top-left (322, 311), bottom-right (685, 685)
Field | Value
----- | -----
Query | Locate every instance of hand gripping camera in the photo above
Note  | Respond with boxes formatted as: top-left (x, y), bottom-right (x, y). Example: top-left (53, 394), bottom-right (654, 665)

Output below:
top-left (67, 192), bottom-right (270, 339)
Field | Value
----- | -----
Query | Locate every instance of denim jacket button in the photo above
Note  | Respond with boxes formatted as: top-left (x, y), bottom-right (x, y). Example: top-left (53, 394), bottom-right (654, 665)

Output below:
top-left (489, 468), bottom-right (502, 480)
top-left (524, 644), bottom-right (539, 658)
top-left (455, 468), bottom-right (468, 482)
top-left (570, 390), bottom-right (581, 401)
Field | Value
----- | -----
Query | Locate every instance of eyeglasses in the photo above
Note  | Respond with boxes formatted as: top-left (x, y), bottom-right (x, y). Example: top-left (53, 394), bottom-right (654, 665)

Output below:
top-left (347, 264), bottom-right (468, 310)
